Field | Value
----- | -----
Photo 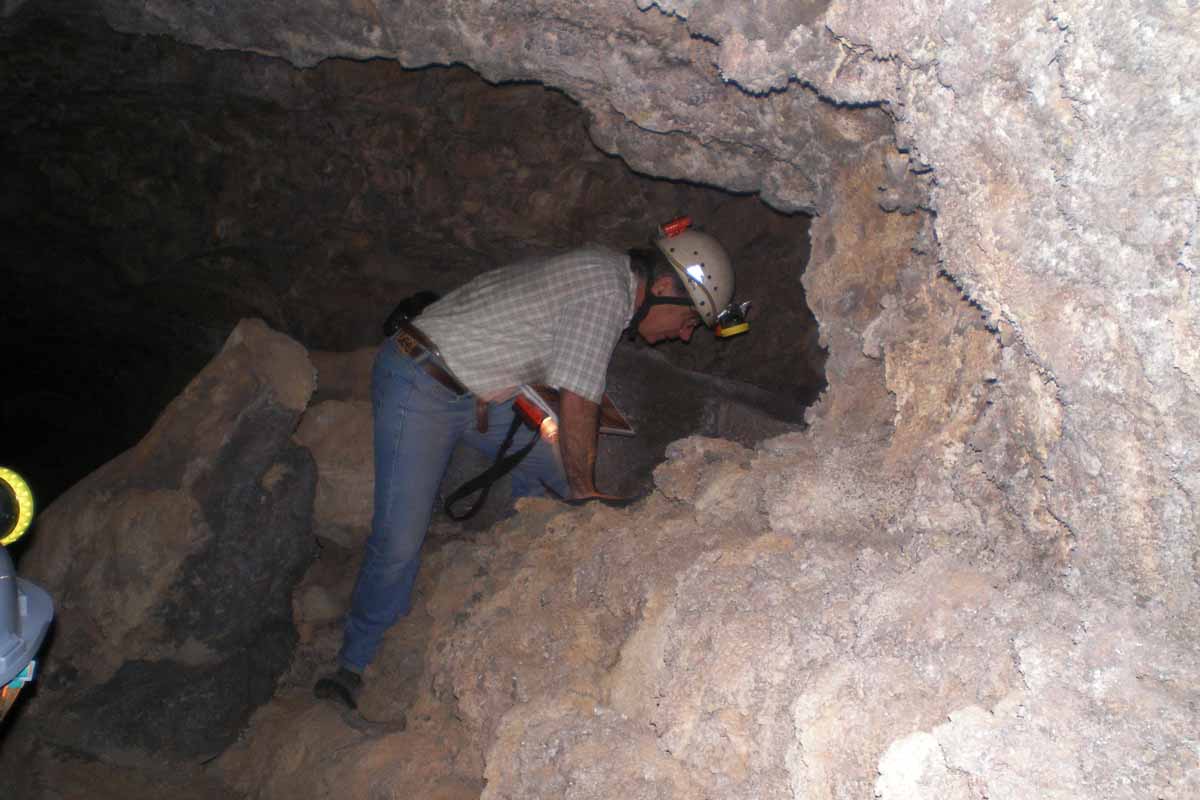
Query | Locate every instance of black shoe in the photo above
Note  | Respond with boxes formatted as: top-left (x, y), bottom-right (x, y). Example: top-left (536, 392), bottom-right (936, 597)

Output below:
top-left (314, 667), bottom-right (363, 709)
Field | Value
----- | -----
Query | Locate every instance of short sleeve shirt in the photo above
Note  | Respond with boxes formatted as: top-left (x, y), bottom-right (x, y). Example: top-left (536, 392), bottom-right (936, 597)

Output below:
top-left (413, 246), bottom-right (636, 403)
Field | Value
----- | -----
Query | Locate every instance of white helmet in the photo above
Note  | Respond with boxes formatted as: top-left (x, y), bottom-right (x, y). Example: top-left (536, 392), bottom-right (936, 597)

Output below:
top-left (654, 218), bottom-right (748, 336)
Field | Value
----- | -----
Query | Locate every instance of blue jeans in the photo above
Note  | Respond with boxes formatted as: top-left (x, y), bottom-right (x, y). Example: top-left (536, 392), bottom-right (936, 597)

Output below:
top-left (338, 340), bottom-right (568, 671)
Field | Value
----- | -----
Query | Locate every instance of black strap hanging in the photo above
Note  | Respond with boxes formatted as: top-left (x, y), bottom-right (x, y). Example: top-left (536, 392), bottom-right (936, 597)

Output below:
top-left (443, 413), bottom-right (541, 522)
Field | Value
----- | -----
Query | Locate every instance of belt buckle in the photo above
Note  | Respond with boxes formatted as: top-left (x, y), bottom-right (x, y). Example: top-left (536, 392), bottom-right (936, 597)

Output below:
top-left (395, 329), bottom-right (422, 355)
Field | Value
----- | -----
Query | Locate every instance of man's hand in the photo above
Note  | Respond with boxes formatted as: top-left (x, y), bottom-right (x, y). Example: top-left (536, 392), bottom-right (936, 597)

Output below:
top-left (558, 389), bottom-right (603, 498)
top-left (563, 493), bottom-right (640, 509)
top-left (557, 389), bottom-right (637, 506)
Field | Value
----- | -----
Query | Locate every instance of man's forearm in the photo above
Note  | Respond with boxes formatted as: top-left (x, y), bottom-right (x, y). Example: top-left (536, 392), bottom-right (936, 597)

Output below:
top-left (558, 389), bottom-right (601, 497)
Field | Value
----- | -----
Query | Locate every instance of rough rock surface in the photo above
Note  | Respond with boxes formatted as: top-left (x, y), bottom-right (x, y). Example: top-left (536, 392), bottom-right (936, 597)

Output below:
top-left (84, 0), bottom-right (1199, 620)
top-left (8, 319), bottom-right (317, 765)
top-left (293, 399), bottom-right (373, 548)
top-left (223, 436), bottom-right (1198, 799)
top-left (93, 0), bottom-right (888, 216)
top-left (2, 0), bottom-right (1197, 797)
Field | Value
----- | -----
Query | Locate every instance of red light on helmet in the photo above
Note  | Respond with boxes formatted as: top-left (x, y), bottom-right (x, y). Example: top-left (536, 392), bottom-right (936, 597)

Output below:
top-left (660, 216), bottom-right (692, 238)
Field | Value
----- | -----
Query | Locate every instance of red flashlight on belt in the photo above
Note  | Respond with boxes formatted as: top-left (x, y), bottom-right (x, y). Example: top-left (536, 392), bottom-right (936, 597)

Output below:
top-left (513, 395), bottom-right (547, 430)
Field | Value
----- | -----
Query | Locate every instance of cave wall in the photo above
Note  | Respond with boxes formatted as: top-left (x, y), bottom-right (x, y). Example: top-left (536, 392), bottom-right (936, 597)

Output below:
top-left (83, 0), bottom-right (1198, 612)
top-left (94, 0), bottom-right (887, 215)
top-left (3, 1), bottom-right (1197, 796)
top-left (803, 0), bottom-right (1200, 618)
top-left (0, 7), bottom-right (820, 362)
top-left (1, 6), bottom-right (823, 504)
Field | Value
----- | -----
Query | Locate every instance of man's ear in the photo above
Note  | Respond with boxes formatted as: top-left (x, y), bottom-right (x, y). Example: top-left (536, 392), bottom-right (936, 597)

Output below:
top-left (650, 275), bottom-right (676, 296)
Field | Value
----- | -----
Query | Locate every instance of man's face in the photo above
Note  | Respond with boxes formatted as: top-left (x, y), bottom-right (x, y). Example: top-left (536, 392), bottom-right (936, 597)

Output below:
top-left (637, 277), bottom-right (703, 344)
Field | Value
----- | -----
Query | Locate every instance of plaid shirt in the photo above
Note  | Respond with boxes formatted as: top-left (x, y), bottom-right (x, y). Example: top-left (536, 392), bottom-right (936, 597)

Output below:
top-left (414, 246), bottom-right (636, 403)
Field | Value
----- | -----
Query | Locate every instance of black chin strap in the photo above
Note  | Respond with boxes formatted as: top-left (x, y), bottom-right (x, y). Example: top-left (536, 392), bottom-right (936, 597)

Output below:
top-left (626, 287), bottom-right (695, 340)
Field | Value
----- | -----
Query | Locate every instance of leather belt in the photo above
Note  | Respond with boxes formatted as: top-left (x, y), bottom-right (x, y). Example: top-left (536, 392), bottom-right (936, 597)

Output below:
top-left (393, 320), bottom-right (469, 396)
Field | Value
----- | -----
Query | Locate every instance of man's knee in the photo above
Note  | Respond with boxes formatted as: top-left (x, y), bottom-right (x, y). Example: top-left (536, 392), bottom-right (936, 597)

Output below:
top-left (362, 529), bottom-right (424, 573)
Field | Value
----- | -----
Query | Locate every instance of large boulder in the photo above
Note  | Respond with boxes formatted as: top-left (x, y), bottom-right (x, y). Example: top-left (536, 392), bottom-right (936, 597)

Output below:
top-left (16, 318), bottom-right (318, 762)
top-left (293, 398), bottom-right (373, 549)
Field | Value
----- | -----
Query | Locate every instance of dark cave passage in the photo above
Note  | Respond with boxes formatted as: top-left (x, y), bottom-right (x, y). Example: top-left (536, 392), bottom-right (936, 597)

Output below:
top-left (1, 9), bottom-right (824, 509)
